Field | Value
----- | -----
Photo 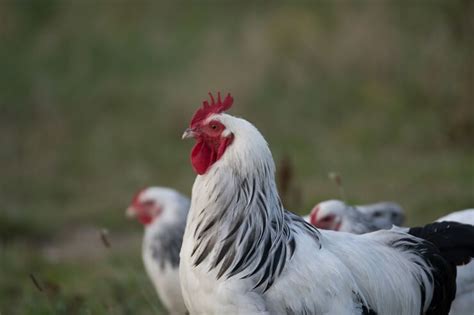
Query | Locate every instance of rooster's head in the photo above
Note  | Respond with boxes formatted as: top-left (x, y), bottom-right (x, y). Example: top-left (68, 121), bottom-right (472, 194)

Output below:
top-left (182, 92), bottom-right (236, 175)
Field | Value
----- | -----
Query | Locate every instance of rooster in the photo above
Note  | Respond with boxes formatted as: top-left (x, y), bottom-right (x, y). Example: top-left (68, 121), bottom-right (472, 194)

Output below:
top-left (126, 187), bottom-right (189, 315)
top-left (310, 200), bottom-right (474, 315)
top-left (309, 199), bottom-right (404, 233)
top-left (180, 92), bottom-right (474, 315)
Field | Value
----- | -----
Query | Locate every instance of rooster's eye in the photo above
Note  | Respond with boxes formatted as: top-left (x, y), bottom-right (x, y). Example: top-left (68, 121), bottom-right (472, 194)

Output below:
top-left (211, 124), bottom-right (217, 130)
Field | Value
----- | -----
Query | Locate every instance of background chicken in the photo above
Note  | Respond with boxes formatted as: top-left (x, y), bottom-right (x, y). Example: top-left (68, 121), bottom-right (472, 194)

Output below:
top-left (308, 199), bottom-right (404, 233)
top-left (127, 187), bottom-right (190, 315)
top-left (356, 201), bottom-right (405, 226)
top-left (179, 93), bottom-right (474, 315)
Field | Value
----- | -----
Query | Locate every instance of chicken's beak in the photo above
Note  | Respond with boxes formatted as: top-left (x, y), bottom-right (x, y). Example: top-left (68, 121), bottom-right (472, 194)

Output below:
top-left (125, 206), bottom-right (136, 218)
top-left (182, 127), bottom-right (197, 140)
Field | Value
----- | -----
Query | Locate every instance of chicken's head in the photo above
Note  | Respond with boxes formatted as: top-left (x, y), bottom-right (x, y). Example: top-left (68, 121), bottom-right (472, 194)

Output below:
top-left (126, 188), bottom-right (163, 225)
top-left (182, 92), bottom-right (235, 175)
top-left (309, 200), bottom-right (347, 231)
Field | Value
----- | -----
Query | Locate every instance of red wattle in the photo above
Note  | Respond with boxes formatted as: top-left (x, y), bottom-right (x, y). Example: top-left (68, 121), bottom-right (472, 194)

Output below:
top-left (190, 136), bottom-right (233, 175)
top-left (138, 212), bottom-right (153, 225)
top-left (191, 140), bottom-right (214, 175)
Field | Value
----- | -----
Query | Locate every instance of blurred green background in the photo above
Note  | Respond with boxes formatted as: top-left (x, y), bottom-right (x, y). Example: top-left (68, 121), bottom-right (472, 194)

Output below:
top-left (1, 1), bottom-right (473, 314)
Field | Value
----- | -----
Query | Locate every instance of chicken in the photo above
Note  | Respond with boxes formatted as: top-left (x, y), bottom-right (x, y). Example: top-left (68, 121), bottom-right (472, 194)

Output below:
top-left (179, 92), bottom-right (474, 315)
top-left (309, 199), bottom-right (403, 233)
top-left (126, 187), bottom-right (189, 315)
top-left (356, 201), bottom-right (405, 226)
top-left (310, 201), bottom-right (474, 315)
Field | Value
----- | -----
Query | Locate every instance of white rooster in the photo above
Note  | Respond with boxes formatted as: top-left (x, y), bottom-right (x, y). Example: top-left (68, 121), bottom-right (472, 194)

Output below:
top-left (309, 201), bottom-right (474, 315)
top-left (180, 92), bottom-right (474, 315)
top-left (126, 187), bottom-right (190, 315)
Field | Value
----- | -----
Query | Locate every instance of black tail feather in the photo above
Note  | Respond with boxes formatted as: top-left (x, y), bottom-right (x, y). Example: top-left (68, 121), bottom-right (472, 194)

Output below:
top-left (404, 221), bottom-right (474, 315)
top-left (408, 221), bottom-right (474, 266)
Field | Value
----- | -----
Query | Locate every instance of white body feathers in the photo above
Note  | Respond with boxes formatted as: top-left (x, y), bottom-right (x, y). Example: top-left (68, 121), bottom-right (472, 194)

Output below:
top-left (143, 236), bottom-right (187, 315)
top-left (139, 188), bottom-right (190, 315)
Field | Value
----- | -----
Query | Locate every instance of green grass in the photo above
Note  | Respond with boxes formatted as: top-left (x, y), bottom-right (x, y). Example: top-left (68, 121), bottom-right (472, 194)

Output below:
top-left (0, 1), bottom-right (473, 313)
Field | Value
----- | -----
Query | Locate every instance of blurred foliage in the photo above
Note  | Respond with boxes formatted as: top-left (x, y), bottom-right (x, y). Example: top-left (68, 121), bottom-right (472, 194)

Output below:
top-left (0, 1), bottom-right (473, 314)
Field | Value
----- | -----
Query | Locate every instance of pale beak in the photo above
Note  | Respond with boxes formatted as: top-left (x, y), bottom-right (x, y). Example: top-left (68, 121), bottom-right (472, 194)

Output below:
top-left (182, 127), bottom-right (197, 140)
top-left (125, 206), bottom-right (136, 218)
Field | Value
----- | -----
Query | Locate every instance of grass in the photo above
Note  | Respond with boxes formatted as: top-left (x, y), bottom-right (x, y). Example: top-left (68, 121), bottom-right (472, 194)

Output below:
top-left (0, 1), bottom-right (473, 314)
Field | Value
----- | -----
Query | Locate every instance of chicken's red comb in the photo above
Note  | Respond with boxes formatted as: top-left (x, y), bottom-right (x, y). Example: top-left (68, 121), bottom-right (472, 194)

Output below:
top-left (131, 187), bottom-right (147, 205)
top-left (190, 92), bottom-right (233, 127)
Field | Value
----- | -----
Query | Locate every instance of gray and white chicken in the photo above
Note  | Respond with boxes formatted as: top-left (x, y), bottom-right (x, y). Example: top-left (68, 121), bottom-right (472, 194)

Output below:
top-left (127, 187), bottom-right (189, 315)
top-left (308, 199), bottom-right (404, 233)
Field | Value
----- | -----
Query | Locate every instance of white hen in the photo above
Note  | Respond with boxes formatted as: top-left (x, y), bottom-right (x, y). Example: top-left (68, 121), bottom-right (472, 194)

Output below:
top-left (127, 187), bottom-right (189, 315)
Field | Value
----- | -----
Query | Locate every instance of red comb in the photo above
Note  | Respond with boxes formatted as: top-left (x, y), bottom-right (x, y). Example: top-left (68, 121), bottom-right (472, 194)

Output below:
top-left (131, 187), bottom-right (147, 205)
top-left (190, 92), bottom-right (233, 127)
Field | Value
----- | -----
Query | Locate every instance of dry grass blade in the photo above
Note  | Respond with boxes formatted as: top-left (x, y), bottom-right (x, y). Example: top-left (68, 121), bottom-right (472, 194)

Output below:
top-left (278, 155), bottom-right (293, 207)
top-left (30, 273), bottom-right (43, 292)
top-left (97, 227), bottom-right (162, 313)
top-left (328, 172), bottom-right (347, 201)
top-left (29, 273), bottom-right (57, 314)
top-left (100, 228), bottom-right (111, 249)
